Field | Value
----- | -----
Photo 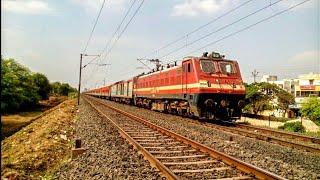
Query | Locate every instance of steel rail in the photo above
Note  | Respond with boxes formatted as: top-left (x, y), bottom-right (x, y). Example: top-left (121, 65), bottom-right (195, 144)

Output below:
top-left (205, 123), bottom-right (320, 153)
top-left (179, 118), bottom-right (320, 153)
top-left (83, 96), bottom-right (178, 180)
top-left (237, 124), bottom-right (320, 144)
top-left (84, 96), bottom-right (285, 180)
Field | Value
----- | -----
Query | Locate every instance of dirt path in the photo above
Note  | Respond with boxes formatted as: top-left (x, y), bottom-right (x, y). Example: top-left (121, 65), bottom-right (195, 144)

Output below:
top-left (1, 99), bottom-right (77, 179)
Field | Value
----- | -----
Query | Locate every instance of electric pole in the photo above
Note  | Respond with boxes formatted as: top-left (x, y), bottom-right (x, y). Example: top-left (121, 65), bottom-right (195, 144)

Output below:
top-left (252, 69), bottom-right (259, 83)
top-left (77, 53), bottom-right (100, 105)
top-left (77, 53), bottom-right (83, 105)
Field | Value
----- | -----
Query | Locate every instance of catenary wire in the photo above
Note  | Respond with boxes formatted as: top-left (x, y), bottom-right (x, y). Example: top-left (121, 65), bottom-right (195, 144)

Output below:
top-left (82, 0), bottom-right (137, 69)
top-left (82, 0), bottom-right (106, 54)
top-left (113, 0), bottom-right (255, 78)
top-left (101, 0), bottom-right (145, 62)
top-left (158, 0), bottom-right (284, 60)
top-left (140, 0), bottom-right (254, 59)
top-left (164, 0), bottom-right (311, 65)
top-left (84, 0), bottom-right (145, 88)
top-left (100, 0), bottom-right (137, 58)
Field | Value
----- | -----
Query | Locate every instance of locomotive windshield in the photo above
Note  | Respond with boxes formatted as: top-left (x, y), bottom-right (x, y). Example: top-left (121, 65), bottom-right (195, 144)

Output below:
top-left (200, 60), bottom-right (215, 73)
top-left (219, 62), bottom-right (235, 74)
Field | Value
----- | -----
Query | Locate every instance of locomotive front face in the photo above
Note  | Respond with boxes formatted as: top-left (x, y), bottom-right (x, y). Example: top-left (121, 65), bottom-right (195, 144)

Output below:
top-left (190, 56), bottom-right (246, 121)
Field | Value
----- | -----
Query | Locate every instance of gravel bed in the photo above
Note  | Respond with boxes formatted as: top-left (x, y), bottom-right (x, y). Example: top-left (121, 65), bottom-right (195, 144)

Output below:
top-left (98, 98), bottom-right (320, 180)
top-left (93, 100), bottom-right (250, 180)
top-left (53, 100), bottom-right (160, 179)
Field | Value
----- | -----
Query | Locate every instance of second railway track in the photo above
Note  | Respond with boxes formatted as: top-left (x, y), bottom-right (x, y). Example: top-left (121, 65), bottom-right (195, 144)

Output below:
top-left (83, 95), bottom-right (284, 180)
top-left (191, 120), bottom-right (320, 154)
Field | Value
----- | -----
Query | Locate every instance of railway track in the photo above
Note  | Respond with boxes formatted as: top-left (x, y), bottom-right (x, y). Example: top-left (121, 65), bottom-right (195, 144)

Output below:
top-left (83, 95), bottom-right (284, 180)
top-left (92, 96), bottom-right (320, 154)
top-left (192, 121), bottom-right (320, 154)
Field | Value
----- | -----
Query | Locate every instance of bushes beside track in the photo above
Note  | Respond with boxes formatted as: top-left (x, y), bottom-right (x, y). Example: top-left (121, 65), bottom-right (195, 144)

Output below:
top-left (278, 121), bottom-right (305, 133)
top-left (1, 57), bottom-right (77, 113)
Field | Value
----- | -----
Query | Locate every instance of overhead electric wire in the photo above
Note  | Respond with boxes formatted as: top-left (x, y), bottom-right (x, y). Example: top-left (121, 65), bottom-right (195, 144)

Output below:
top-left (84, 0), bottom-right (144, 68)
top-left (82, 0), bottom-right (106, 54)
top-left (141, 0), bottom-right (254, 59)
top-left (118, 0), bottom-right (254, 78)
top-left (101, 0), bottom-right (145, 61)
top-left (159, 0), bottom-right (284, 60)
top-left (83, 0), bottom-right (145, 88)
top-left (100, 0), bottom-right (137, 58)
top-left (164, 0), bottom-right (311, 65)
top-left (83, 0), bottom-right (141, 68)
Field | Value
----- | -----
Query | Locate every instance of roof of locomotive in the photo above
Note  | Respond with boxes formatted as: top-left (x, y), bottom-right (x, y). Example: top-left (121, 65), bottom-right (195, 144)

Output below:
top-left (136, 55), bottom-right (237, 79)
top-left (136, 64), bottom-right (181, 79)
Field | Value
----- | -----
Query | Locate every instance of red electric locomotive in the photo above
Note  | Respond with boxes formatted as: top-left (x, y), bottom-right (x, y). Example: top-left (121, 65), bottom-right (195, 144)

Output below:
top-left (133, 52), bottom-right (245, 120)
top-left (85, 51), bottom-right (246, 121)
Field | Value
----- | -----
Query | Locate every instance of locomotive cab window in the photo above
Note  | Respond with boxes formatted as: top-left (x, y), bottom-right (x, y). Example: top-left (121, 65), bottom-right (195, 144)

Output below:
top-left (219, 62), bottom-right (235, 74)
top-left (200, 60), bottom-right (215, 73)
top-left (183, 62), bottom-right (192, 73)
top-left (187, 63), bottom-right (192, 72)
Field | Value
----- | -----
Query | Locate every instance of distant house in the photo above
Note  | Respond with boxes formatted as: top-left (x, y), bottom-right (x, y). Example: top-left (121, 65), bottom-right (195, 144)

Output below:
top-left (293, 73), bottom-right (320, 109)
top-left (258, 73), bottom-right (320, 118)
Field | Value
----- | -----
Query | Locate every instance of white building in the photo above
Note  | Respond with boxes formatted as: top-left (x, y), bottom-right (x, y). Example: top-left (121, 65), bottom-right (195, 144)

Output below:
top-left (293, 73), bottom-right (320, 109)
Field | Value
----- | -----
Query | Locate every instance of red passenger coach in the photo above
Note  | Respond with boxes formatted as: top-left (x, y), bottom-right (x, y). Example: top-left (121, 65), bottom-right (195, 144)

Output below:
top-left (86, 86), bottom-right (110, 98)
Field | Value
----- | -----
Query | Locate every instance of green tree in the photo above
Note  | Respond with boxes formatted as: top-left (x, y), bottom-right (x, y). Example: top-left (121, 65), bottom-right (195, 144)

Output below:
top-left (51, 82), bottom-right (61, 95)
top-left (59, 83), bottom-right (71, 96)
top-left (244, 83), bottom-right (272, 114)
top-left (301, 97), bottom-right (320, 122)
top-left (276, 89), bottom-right (295, 117)
top-left (32, 73), bottom-right (51, 100)
top-left (1, 58), bottom-right (40, 112)
top-left (244, 82), bottom-right (294, 116)
top-left (50, 81), bottom-right (77, 96)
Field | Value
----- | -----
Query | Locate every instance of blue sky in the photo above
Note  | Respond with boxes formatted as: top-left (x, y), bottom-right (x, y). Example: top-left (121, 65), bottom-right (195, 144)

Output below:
top-left (1, 0), bottom-right (319, 90)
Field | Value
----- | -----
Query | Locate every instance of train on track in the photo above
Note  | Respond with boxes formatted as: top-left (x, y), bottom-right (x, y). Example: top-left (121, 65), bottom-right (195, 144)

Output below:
top-left (85, 51), bottom-right (246, 122)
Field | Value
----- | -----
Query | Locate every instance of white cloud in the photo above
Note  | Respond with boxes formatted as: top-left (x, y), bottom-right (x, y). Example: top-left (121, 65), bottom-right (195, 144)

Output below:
top-left (290, 50), bottom-right (319, 63)
top-left (2, 0), bottom-right (52, 15)
top-left (171, 0), bottom-right (229, 17)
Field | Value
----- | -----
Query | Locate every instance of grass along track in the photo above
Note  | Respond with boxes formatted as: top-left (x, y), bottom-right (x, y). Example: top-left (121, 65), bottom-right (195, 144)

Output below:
top-left (84, 95), bottom-right (284, 180)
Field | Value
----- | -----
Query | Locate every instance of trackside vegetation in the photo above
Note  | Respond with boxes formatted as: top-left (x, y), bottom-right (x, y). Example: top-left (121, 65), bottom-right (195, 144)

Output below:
top-left (243, 82), bottom-right (295, 117)
top-left (278, 121), bottom-right (306, 133)
top-left (1, 57), bottom-right (77, 113)
top-left (301, 97), bottom-right (320, 125)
